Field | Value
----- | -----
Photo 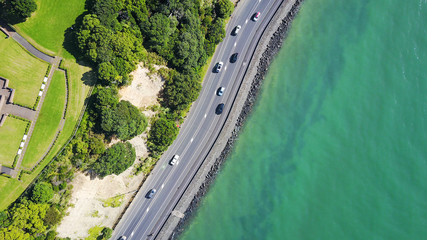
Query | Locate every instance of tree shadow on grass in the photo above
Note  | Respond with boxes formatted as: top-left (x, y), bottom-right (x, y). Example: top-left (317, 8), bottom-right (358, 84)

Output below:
top-left (81, 71), bottom-right (97, 87)
top-left (62, 11), bottom-right (98, 88)
top-left (62, 11), bottom-right (92, 65)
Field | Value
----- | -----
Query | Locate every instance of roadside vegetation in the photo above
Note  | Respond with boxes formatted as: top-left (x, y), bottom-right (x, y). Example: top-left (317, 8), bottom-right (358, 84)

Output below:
top-left (0, 0), bottom-right (234, 239)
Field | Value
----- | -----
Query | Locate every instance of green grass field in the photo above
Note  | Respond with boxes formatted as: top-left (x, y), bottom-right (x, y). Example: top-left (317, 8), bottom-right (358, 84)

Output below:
top-left (0, 33), bottom-right (49, 107)
top-left (0, 0), bottom-right (93, 210)
top-left (0, 117), bottom-right (28, 167)
top-left (15, 0), bottom-right (87, 55)
top-left (21, 70), bottom-right (66, 169)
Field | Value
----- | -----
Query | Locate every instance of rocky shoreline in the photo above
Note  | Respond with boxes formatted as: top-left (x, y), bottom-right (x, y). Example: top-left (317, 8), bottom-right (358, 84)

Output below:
top-left (169, 0), bottom-right (305, 238)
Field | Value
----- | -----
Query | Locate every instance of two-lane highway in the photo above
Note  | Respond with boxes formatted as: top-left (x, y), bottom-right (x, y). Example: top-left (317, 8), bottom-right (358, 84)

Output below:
top-left (112, 1), bottom-right (285, 239)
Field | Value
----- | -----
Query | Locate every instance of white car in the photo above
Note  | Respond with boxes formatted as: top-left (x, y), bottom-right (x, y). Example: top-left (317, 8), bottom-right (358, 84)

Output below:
top-left (252, 12), bottom-right (261, 21)
top-left (170, 155), bottom-right (180, 165)
top-left (214, 62), bottom-right (223, 73)
top-left (233, 25), bottom-right (241, 35)
top-left (217, 87), bottom-right (225, 96)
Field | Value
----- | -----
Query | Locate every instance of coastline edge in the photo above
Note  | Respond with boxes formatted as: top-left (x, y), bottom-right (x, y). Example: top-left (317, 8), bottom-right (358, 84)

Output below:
top-left (158, 0), bottom-right (305, 239)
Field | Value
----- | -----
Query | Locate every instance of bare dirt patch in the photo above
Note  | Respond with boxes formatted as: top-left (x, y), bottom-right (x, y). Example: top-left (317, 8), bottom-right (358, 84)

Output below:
top-left (119, 63), bottom-right (164, 111)
top-left (57, 168), bottom-right (144, 239)
top-left (57, 64), bottom-right (165, 239)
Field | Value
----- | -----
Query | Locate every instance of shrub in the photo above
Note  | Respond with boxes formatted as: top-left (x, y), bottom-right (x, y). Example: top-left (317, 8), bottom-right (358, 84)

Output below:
top-left (92, 142), bottom-right (136, 177)
top-left (31, 182), bottom-right (54, 203)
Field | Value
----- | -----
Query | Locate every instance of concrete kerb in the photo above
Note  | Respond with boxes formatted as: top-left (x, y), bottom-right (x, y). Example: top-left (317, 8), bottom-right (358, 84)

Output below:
top-left (158, 0), bottom-right (302, 239)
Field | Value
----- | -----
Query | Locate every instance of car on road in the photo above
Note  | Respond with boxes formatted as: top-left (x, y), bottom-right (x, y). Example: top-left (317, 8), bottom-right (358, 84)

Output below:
top-left (252, 12), bottom-right (261, 21)
top-left (217, 87), bottom-right (225, 96)
top-left (230, 53), bottom-right (238, 63)
top-left (170, 155), bottom-right (180, 165)
top-left (146, 189), bottom-right (157, 199)
top-left (214, 61), bottom-right (223, 73)
top-left (118, 236), bottom-right (127, 240)
top-left (232, 25), bottom-right (241, 35)
top-left (216, 103), bottom-right (225, 115)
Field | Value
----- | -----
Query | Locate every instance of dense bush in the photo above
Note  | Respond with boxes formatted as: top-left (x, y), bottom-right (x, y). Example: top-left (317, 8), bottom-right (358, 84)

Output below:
top-left (101, 100), bottom-right (147, 140)
top-left (162, 70), bottom-right (201, 111)
top-left (0, 0), bottom-right (37, 24)
top-left (44, 207), bottom-right (61, 227)
top-left (216, 0), bottom-right (234, 18)
top-left (92, 142), bottom-right (136, 177)
top-left (148, 117), bottom-right (179, 154)
top-left (0, 199), bottom-right (49, 239)
top-left (31, 182), bottom-right (54, 204)
top-left (75, 0), bottom-right (234, 116)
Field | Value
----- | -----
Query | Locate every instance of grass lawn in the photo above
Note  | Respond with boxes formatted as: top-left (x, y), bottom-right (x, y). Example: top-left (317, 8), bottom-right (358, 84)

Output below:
top-left (0, 117), bottom-right (28, 167)
top-left (0, 145), bottom-right (54, 209)
top-left (14, 0), bottom-right (87, 55)
top-left (0, 177), bottom-right (26, 210)
top-left (21, 70), bottom-right (66, 169)
top-left (0, 32), bottom-right (49, 107)
top-left (0, 0), bottom-right (93, 210)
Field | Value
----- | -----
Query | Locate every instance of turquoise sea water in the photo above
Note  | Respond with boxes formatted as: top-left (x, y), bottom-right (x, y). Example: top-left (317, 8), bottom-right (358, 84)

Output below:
top-left (180, 0), bottom-right (427, 239)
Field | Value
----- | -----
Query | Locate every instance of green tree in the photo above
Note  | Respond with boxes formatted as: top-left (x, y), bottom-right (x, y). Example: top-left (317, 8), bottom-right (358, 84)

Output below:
top-left (45, 231), bottom-right (57, 240)
top-left (0, 226), bottom-right (30, 240)
top-left (101, 101), bottom-right (147, 140)
top-left (148, 117), bottom-right (179, 153)
top-left (0, 211), bottom-right (8, 228)
top-left (43, 207), bottom-right (61, 227)
top-left (92, 142), bottom-right (136, 177)
top-left (31, 182), bottom-right (54, 204)
top-left (88, 136), bottom-right (105, 155)
top-left (1, 0), bottom-right (37, 24)
top-left (146, 13), bottom-right (177, 56)
top-left (94, 87), bottom-right (119, 112)
top-left (215, 0), bottom-right (234, 18)
top-left (7, 200), bottom-right (48, 236)
top-left (97, 62), bottom-right (120, 85)
top-left (98, 227), bottom-right (113, 240)
top-left (163, 71), bottom-right (201, 111)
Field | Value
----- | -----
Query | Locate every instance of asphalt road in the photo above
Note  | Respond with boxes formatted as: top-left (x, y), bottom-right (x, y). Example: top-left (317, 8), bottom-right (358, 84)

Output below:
top-left (112, 1), bottom-right (284, 239)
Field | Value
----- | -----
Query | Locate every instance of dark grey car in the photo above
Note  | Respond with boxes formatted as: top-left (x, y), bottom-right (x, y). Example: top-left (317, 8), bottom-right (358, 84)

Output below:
top-left (146, 189), bottom-right (157, 199)
top-left (215, 103), bottom-right (224, 115)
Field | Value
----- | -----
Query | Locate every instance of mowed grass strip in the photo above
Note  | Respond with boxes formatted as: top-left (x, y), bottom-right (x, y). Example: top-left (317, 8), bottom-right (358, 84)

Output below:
top-left (0, 32), bottom-right (49, 107)
top-left (0, 117), bottom-right (27, 166)
top-left (21, 70), bottom-right (66, 169)
top-left (0, 177), bottom-right (26, 210)
top-left (15, 0), bottom-right (86, 55)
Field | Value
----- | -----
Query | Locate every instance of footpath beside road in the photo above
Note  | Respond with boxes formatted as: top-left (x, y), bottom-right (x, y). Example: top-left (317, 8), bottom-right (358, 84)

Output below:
top-left (157, 0), bottom-right (304, 239)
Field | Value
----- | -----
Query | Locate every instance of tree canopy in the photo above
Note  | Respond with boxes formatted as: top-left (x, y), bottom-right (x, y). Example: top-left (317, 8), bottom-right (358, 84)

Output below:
top-left (92, 142), bottom-right (136, 177)
top-left (0, 0), bottom-right (37, 24)
top-left (148, 117), bottom-right (179, 154)
top-left (101, 100), bottom-right (147, 140)
top-left (31, 182), bottom-right (54, 204)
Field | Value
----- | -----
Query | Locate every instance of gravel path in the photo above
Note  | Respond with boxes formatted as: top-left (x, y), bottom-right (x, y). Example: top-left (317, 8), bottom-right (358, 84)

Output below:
top-left (0, 21), bottom-right (54, 64)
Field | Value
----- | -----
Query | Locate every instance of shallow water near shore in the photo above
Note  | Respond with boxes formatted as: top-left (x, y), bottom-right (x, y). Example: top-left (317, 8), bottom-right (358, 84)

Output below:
top-left (180, 0), bottom-right (427, 239)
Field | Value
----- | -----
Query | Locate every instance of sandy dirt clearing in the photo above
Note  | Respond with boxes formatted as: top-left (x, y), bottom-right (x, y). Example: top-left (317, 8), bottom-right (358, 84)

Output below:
top-left (57, 64), bottom-right (165, 239)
